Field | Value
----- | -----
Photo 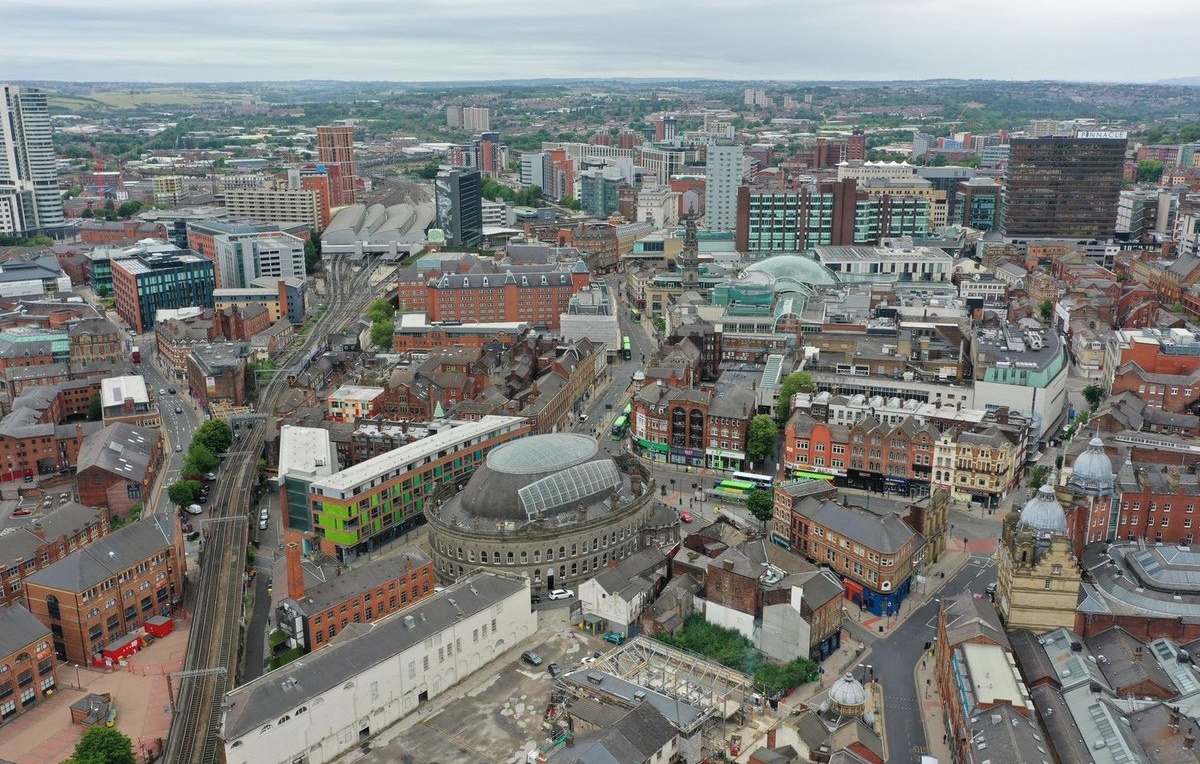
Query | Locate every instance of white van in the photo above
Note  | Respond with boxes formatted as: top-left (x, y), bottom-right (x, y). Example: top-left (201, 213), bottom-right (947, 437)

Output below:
top-left (185, 504), bottom-right (203, 515)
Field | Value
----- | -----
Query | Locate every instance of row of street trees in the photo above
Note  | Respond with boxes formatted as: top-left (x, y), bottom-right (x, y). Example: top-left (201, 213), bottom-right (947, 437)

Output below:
top-left (167, 418), bottom-right (234, 507)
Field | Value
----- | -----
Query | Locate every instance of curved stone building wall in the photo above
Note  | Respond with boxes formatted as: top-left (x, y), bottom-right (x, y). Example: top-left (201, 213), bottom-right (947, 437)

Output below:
top-left (427, 456), bottom-right (655, 594)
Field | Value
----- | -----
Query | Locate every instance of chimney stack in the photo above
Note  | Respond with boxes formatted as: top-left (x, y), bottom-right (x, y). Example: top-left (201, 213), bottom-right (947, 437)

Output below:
top-left (286, 542), bottom-right (305, 601)
top-left (767, 727), bottom-right (777, 749)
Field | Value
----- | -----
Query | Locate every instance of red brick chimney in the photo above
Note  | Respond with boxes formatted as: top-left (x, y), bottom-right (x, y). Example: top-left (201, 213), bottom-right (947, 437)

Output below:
top-left (766, 727), bottom-right (777, 750)
top-left (286, 542), bottom-right (305, 601)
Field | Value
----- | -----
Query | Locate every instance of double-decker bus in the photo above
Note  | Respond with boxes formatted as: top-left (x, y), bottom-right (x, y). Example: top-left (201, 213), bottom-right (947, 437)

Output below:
top-left (630, 308), bottom-right (641, 323)
top-left (611, 415), bottom-right (629, 440)
top-left (622, 403), bottom-right (632, 417)
top-left (622, 335), bottom-right (632, 360)
top-left (130, 346), bottom-right (141, 364)
top-left (732, 471), bottom-right (775, 491)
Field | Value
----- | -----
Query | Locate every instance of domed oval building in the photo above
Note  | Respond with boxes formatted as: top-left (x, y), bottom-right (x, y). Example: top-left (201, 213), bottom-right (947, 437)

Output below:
top-left (425, 433), bottom-right (663, 594)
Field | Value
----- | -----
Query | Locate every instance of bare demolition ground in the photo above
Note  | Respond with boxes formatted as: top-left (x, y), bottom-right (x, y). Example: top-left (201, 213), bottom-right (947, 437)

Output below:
top-left (345, 610), bottom-right (599, 764)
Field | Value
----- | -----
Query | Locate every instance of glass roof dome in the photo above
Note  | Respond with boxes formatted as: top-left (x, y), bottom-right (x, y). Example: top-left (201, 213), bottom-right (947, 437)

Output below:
top-left (455, 433), bottom-right (622, 523)
top-left (744, 255), bottom-right (840, 290)
top-left (1017, 484), bottom-right (1069, 535)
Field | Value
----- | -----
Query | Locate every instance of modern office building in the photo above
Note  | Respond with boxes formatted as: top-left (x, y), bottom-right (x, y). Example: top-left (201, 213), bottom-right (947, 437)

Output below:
top-left (434, 168), bottom-right (483, 247)
top-left (213, 232), bottom-right (306, 289)
top-left (111, 251), bottom-right (216, 334)
top-left (306, 416), bottom-right (530, 561)
top-left (1001, 134), bottom-right (1127, 239)
top-left (955, 177), bottom-right (1001, 231)
top-left (735, 179), bottom-right (930, 255)
top-left (316, 125), bottom-right (359, 207)
top-left (579, 167), bottom-right (623, 218)
top-left (0, 84), bottom-right (65, 235)
top-left (278, 425), bottom-right (339, 536)
top-left (704, 142), bottom-right (745, 233)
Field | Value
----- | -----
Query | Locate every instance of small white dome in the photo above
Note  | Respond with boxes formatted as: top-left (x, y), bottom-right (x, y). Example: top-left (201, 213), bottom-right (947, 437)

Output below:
top-left (828, 673), bottom-right (868, 708)
top-left (1068, 437), bottom-right (1114, 496)
top-left (1018, 484), bottom-right (1068, 535)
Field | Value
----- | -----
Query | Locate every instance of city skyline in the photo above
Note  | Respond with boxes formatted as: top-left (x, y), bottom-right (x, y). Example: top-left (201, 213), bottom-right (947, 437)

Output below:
top-left (3, 0), bottom-right (1195, 84)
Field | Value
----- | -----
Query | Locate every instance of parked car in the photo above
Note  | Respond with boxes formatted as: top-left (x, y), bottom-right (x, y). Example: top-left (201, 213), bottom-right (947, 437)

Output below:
top-left (11, 507), bottom-right (33, 517)
top-left (185, 504), bottom-right (203, 515)
top-left (205, 472), bottom-right (217, 481)
top-left (548, 588), bottom-right (574, 600)
top-left (186, 531), bottom-right (201, 542)
top-left (521, 651), bottom-right (544, 666)
top-left (547, 663), bottom-right (562, 678)
top-left (168, 388), bottom-right (176, 394)
top-left (678, 511), bottom-right (694, 523)
top-left (530, 594), bottom-right (541, 605)
top-left (602, 632), bottom-right (624, 645)
top-left (258, 518), bottom-right (268, 530)
top-left (22, 475), bottom-right (33, 483)
top-left (159, 389), bottom-right (166, 395)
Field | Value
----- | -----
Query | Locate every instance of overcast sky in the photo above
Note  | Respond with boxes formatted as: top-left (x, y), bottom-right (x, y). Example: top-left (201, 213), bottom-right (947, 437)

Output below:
top-left (3, 0), bottom-right (1193, 83)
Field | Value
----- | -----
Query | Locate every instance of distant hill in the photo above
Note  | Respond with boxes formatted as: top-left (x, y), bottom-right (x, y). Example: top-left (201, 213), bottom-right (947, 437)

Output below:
top-left (1155, 77), bottom-right (1200, 87)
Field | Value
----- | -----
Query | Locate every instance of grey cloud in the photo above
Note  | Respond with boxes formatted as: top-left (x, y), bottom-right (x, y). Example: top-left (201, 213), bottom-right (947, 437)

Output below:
top-left (1, 0), bottom-right (1192, 82)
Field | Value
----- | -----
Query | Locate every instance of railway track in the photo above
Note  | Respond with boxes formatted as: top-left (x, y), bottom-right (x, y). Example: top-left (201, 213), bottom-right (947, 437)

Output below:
top-left (163, 258), bottom-right (385, 764)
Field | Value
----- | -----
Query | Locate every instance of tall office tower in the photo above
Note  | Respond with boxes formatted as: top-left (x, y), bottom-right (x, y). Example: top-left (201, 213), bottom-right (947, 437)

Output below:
top-left (661, 116), bottom-right (678, 141)
top-left (316, 125), bottom-right (359, 207)
top-left (462, 107), bottom-right (490, 132)
top-left (1001, 134), bottom-right (1127, 240)
top-left (435, 168), bottom-right (483, 247)
top-left (0, 84), bottom-right (65, 235)
top-left (704, 142), bottom-right (745, 232)
top-left (446, 105), bottom-right (463, 128)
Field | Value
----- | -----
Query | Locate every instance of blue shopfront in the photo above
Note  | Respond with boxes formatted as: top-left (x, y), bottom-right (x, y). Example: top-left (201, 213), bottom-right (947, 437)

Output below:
top-left (843, 575), bottom-right (913, 617)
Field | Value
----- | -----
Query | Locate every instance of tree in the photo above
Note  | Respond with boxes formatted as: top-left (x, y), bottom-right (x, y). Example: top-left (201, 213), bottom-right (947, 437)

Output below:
top-left (1039, 299), bottom-right (1054, 322)
top-left (560, 196), bottom-right (582, 211)
top-left (1082, 384), bottom-right (1105, 411)
top-left (746, 415), bottom-right (779, 465)
top-left (411, 161), bottom-right (440, 180)
top-left (776, 371), bottom-right (815, 425)
top-left (367, 298), bottom-right (395, 324)
top-left (304, 229), bottom-right (322, 273)
top-left (746, 489), bottom-right (775, 529)
top-left (1137, 159), bottom-right (1165, 183)
top-left (66, 725), bottom-right (136, 764)
top-left (183, 443), bottom-right (219, 475)
top-left (192, 418), bottom-right (233, 455)
top-left (95, 284), bottom-right (111, 298)
top-left (117, 200), bottom-right (143, 218)
top-left (1028, 465), bottom-right (1049, 488)
top-left (167, 479), bottom-right (203, 507)
top-left (371, 320), bottom-right (394, 350)
top-left (87, 393), bottom-right (102, 421)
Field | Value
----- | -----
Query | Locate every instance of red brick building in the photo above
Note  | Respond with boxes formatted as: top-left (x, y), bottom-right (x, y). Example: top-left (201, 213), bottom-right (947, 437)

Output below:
top-left (1109, 362), bottom-right (1200, 414)
top-left (316, 125), bottom-right (359, 207)
top-left (75, 423), bottom-right (164, 520)
top-left (0, 381), bottom-right (102, 479)
top-left (276, 543), bottom-right (435, 653)
top-left (426, 266), bottom-right (589, 329)
top-left (0, 503), bottom-right (110, 609)
top-left (22, 516), bottom-right (185, 665)
top-left (0, 605), bottom-right (58, 720)
top-left (78, 220), bottom-right (167, 245)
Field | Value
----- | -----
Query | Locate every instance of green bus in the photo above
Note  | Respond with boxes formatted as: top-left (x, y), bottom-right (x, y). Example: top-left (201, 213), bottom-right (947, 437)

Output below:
top-left (791, 470), bottom-right (835, 482)
top-left (622, 403), bottom-right (632, 417)
top-left (714, 479), bottom-right (756, 497)
top-left (622, 335), bottom-right (632, 360)
top-left (611, 415), bottom-right (629, 440)
top-left (630, 308), bottom-right (641, 323)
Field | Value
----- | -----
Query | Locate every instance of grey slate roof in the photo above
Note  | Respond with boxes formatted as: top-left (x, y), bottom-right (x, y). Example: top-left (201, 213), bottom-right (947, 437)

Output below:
top-left (221, 573), bottom-right (525, 742)
top-left (1009, 629), bottom-right (1057, 688)
top-left (591, 547), bottom-right (667, 596)
top-left (23, 515), bottom-right (175, 593)
top-left (966, 704), bottom-right (1052, 764)
top-left (1085, 627), bottom-right (1176, 696)
top-left (75, 422), bottom-right (159, 481)
top-left (1029, 684), bottom-right (1093, 764)
top-left (286, 548), bottom-right (431, 617)
top-left (795, 498), bottom-right (921, 555)
top-left (0, 603), bottom-right (51, 657)
top-left (943, 589), bottom-right (1010, 650)
top-left (0, 502), bottom-right (104, 567)
top-left (548, 703), bottom-right (676, 764)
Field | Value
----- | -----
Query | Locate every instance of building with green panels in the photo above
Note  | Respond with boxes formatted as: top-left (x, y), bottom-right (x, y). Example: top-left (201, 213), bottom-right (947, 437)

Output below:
top-left (306, 416), bottom-right (529, 563)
